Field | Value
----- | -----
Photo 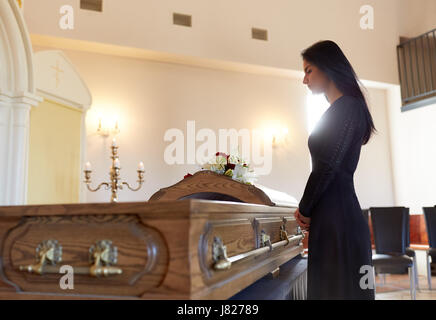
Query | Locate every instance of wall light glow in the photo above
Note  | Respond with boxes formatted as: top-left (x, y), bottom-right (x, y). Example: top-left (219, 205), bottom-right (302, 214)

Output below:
top-left (305, 90), bottom-right (330, 170)
top-left (306, 90), bottom-right (330, 135)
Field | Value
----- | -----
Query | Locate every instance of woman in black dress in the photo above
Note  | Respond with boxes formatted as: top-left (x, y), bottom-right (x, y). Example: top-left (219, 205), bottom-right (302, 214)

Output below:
top-left (294, 40), bottom-right (377, 300)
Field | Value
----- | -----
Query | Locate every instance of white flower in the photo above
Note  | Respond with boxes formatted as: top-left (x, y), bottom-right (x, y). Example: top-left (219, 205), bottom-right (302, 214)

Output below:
top-left (228, 154), bottom-right (240, 165)
top-left (215, 155), bottom-right (227, 166)
top-left (199, 150), bottom-right (257, 185)
top-left (232, 163), bottom-right (258, 184)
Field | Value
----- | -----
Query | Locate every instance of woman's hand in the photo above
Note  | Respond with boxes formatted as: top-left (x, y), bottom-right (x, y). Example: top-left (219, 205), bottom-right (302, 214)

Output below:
top-left (294, 207), bottom-right (311, 231)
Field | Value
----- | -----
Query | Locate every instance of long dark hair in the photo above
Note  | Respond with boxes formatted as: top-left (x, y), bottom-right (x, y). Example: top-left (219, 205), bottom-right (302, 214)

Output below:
top-left (301, 40), bottom-right (377, 145)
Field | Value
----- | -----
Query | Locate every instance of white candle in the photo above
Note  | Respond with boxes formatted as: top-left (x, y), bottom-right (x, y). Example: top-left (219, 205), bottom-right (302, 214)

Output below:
top-left (85, 161), bottom-right (91, 171)
top-left (112, 138), bottom-right (117, 147)
top-left (138, 161), bottom-right (144, 171)
top-left (114, 158), bottom-right (120, 168)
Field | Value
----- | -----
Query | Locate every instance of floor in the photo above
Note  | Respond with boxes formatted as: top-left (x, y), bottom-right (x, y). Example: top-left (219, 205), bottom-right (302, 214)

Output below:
top-left (374, 249), bottom-right (436, 300)
top-left (375, 274), bottom-right (436, 300)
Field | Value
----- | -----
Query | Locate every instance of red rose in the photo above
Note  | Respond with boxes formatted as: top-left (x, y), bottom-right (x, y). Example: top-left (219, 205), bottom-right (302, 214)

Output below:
top-left (215, 152), bottom-right (228, 157)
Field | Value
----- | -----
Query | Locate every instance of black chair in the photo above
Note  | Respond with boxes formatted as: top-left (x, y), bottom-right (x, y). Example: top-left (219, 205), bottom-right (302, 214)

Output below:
top-left (362, 209), bottom-right (369, 225)
top-left (369, 206), bottom-right (416, 299)
top-left (423, 207), bottom-right (436, 289)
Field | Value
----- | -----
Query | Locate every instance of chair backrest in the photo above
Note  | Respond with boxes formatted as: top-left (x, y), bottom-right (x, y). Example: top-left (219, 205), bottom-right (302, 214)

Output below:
top-left (423, 207), bottom-right (436, 249)
top-left (362, 209), bottom-right (369, 225)
top-left (405, 211), bottom-right (410, 248)
top-left (369, 207), bottom-right (409, 255)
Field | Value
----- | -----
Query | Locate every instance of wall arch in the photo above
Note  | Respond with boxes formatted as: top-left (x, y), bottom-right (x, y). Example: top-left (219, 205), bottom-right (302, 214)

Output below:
top-left (0, 0), bottom-right (42, 205)
top-left (28, 50), bottom-right (92, 204)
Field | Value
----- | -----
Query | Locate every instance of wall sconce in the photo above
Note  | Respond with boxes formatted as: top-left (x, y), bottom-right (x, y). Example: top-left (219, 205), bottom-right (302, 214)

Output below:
top-left (265, 127), bottom-right (289, 148)
top-left (97, 117), bottom-right (120, 137)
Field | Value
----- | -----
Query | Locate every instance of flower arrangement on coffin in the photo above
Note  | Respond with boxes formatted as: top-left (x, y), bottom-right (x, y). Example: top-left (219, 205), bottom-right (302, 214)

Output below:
top-left (184, 151), bottom-right (258, 185)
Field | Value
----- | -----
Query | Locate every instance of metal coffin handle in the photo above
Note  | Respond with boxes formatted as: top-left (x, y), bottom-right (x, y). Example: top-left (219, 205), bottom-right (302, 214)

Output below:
top-left (212, 223), bottom-right (304, 271)
top-left (18, 239), bottom-right (122, 277)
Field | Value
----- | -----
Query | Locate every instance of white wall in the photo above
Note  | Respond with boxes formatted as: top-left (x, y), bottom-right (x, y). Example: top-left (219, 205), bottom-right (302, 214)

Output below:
top-left (354, 88), bottom-right (395, 209)
top-left (386, 86), bottom-right (436, 214)
top-left (398, 0), bottom-right (436, 37)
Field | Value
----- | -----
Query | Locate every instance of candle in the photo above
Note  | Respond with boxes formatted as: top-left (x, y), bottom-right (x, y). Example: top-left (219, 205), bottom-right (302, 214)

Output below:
top-left (138, 161), bottom-right (144, 172)
top-left (114, 158), bottom-right (120, 168)
top-left (85, 161), bottom-right (91, 171)
top-left (112, 138), bottom-right (117, 147)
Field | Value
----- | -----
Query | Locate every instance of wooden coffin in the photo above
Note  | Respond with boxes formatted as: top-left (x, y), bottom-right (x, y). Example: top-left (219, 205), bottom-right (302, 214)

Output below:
top-left (150, 170), bottom-right (305, 298)
top-left (0, 171), bottom-right (304, 299)
top-left (149, 170), bottom-right (299, 208)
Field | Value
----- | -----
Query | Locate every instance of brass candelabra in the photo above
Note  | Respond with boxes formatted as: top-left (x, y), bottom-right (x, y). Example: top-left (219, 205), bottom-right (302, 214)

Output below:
top-left (83, 138), bottom-right (145, 202)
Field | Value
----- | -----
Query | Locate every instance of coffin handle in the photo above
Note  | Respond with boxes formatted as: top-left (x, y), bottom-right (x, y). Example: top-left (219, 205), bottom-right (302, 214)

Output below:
top-left (18, 239), bottom-right (62, 275)
top-left (212, 232), bottom-right (304, 271)
top-left (18, 239), bottom-right (122, 277)
top-left (88, 240), bottom-right (123, 277)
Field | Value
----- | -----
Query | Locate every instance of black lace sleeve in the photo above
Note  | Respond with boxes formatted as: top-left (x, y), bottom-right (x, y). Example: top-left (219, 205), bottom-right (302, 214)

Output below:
top-left (298, 99), bottom-right (361, 218)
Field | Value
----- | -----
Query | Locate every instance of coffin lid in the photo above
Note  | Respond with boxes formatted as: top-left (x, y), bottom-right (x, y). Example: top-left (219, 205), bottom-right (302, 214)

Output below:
top-left (148, 170), bottom-right (298, 208)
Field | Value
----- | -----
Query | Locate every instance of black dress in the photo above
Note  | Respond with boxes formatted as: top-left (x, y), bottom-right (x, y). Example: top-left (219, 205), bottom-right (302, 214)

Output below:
top-left (298, 95), bottom-right (375, 300)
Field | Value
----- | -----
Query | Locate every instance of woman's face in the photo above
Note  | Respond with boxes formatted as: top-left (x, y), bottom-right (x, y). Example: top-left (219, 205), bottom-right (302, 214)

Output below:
top-left (302, 59), bottom-right (329, 94)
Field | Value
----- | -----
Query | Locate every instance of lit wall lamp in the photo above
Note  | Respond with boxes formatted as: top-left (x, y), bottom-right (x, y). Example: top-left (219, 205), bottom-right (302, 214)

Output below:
top-left (97, 117), bottom-right (120, 137)
top-left (266, 127), bottom-right (289, 148)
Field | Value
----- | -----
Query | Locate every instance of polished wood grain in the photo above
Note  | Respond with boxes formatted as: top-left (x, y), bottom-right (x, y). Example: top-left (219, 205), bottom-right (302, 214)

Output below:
top-left (0, 170), bottom-right (304, 299)
top-left (0, 199), bottom-right (303, 300)
top-left (2, 215), bottom-right (168, 296)
top-left (149, 170), bottom-right (275, 206)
